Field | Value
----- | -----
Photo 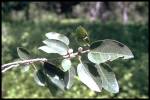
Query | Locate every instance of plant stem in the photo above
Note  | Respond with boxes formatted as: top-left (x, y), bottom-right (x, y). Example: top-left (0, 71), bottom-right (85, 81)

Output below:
top-left (31, 63), bottom-right (37, 71)
top-left (63, 49), bottom-right (90, 59)
top-left (1, 49), bottom-right (90, 73)
top-left (2, 58), bottom-right (47, 73)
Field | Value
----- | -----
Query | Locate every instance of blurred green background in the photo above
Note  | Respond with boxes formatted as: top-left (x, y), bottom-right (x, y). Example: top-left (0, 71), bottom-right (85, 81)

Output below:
top-left (2, 2), bottom-right (149, 98)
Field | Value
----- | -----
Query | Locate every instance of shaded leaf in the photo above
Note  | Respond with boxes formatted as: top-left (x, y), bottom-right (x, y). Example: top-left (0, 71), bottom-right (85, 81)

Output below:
top-left (17, 47), bottom-right (30, 60)
top-left (39, 39), bottom-right (69, 55)
top-left (61, 59), bottom-right (72, 72)
top-left (47, 75), bottom-right (65, 91)
top-left (77, 62), bottom-right (102, 92)
top-left (88, 39), bottom-right (134, 64)
top-left (34, 69), bottom-right (46, 86)
top-left (64, 66), bottom-right (76, 89)
top-left (45, 32), bottom-right (70, 45)
top-left (43, 62), bottom-right (65, 91)
top-left (17, 47), bottom-right (31, 72)
top-left (43, 71), bottom-right (63, 96)
top-left (86, 63), bottom-right (102, 90)
top-left (95, 64), bottom-right (119, 93)
top-left (43, 62), bottom-right (64, 79)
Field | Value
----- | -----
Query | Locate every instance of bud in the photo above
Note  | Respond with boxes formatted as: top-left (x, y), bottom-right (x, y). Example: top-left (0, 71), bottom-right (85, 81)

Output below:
top-left (68, 48), bottom-right (73, 54)
top-left (78, 47), bottom-right (83, 52)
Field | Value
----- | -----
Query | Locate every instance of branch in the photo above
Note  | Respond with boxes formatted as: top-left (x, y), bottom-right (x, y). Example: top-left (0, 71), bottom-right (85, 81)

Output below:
top-left (1, 48), bottom-right (90, 73)
top-left (2, 58), bottom-right (47, 73)
top-left (63, 48), bottom-right (90, 58)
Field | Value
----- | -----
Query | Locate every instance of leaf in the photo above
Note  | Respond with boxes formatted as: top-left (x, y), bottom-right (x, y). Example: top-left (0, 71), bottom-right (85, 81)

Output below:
top-left (45, 32), bottom-right (70, 45)
top-left (47, 75), bottom-right (65, 91)
top-left (43, 62), bottom-right (65, 91)
top-left (17, 47), bottom-right (31, 72)
top-left (77, 62), bottom-right (102, 92)
top-left (64, 66), bottom-right (76, 89)
top-left (74, 26), bottom-right (90, 46)
top-left (42, 62), bottom-right (65, 96)
top-left (88, 39), bottom-right (134, 64)
top-left (86, 63), bottom-right (102, 90)
top-left (95, 64), bottom-right (119, 93)
top-left (61, 59), bottom-right (72, 72)
top-left (17, 47), bottom-right (30, 60)
top-left (43, 71), bottom-right (63, 96)
top-left (34, 69), bottom-right (46, 86)
top-left (43, 62), bottom-right (64, 79)
top-left (76, 26), bottom-right (88, 37)
top-left (38, 46), bottom-right (54, 53)
top-left (39, 39), bottom-right (69, 55)
top-left (45, 77), bottom-right (61, 96)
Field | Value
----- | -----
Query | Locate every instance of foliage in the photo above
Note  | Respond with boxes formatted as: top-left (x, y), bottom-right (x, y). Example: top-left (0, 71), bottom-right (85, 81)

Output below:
top-left (2, 16), bottom-right (148, 98)
top-left (2, 2), bottom-right (148, 24)
top-left (2, 25), bottom-right (134, 96)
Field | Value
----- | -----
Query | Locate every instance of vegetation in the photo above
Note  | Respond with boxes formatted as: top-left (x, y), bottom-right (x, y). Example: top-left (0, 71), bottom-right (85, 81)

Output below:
top-left (2, 1), bottom-right (149, 99)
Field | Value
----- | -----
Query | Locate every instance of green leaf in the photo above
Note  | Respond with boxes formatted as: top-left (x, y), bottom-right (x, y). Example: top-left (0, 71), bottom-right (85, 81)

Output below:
top-left (43, 62), bottom-right (64, 79)
top-left (61, 59), bottom-right (72, 72)
top-left (76, 26), bottom-right (88, 37)
top-left (43, 62), bottom-right (65, 91)
top-left (43, 71), bottom-right (63, 96)
top-left (77, 62), bottom-right (102, 92)
top-left (34, 69), bottom-right (46, 86)
top-left (86, 63), bottom-right (102, 90)
top-left (39, 39), bottom-right (69, 55)
top-left (17, 47), bottom-right (31, 72)
top-left (74, 26), bottom-right (90, 46)
top-left (88, 39), bottom-right (134, 64)
top-left (17, 47), bottom-right (30, 60)
top-left (45, 32), bottom-right (70, 45)
top-left (64, 66), bottom-right (76, 89)
top-left (47, 75), bottom-right (65, 91)
top-left (95, 64), bottom-right (119, 93)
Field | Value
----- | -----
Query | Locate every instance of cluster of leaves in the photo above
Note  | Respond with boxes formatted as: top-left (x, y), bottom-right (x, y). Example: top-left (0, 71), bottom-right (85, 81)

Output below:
top-left (17, 26), bottom-right (134, 96)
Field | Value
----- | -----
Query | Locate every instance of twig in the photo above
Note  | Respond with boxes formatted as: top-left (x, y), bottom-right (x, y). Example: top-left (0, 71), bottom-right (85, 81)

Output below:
top-left (2, 58), bottom-right (47, 73)
top-left (63, 49), bottom-right (90, 58)
top-left (1, 49), bottom-right (90, 73)
top-left (2, 64), bottom-right (19, 73)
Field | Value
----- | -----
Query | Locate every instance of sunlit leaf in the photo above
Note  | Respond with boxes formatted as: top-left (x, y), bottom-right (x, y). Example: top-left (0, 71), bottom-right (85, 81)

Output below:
top-left (45, 32), bottom-right (70, 45)
top-left (39, 39), bottom-right (69, 55)
top-left (38, 46), bottom-right (58, 54)
top-left (17, 47), bottom-right (30, 60)
top-left (74, 26), bottom-right (90, 46)
top-left (76, 26), bottom-right (88, 37)
top-left (64, 66), bottom-right (76, 89)
top-left (61, 59), bottom-right (72, 72)
top-left (34, 69), bottom-right (46, 86)
top-left (77, 62), bottom-right (102, 92)
top-left (88, 39), bottom-right (134, 64)
top-left (95, 64), bottom-right (119, 93)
